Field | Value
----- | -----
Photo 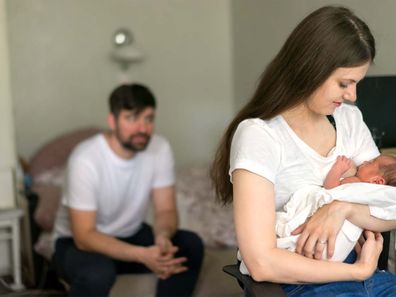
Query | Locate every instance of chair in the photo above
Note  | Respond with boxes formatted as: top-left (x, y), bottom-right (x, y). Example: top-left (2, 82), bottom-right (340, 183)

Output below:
top-left (222, 264), bottom-right (285, 297)
top-left (379, 231), bottom-right (390, 270)
top-left (0, 208), bottom-right (25, 290)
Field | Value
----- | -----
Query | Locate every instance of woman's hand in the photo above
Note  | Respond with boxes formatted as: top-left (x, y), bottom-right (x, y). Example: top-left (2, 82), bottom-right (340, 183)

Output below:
top-left (292, 200), bottom-right (350, 259)
top-left (354, 231), bottom-right (383, 280)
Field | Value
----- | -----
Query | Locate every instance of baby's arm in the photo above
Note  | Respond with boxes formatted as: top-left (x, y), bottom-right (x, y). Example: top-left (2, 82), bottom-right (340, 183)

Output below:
top-left (324, 156), bottom-right (354, 189)
top-left (340, 176), bottom-right (361, 184)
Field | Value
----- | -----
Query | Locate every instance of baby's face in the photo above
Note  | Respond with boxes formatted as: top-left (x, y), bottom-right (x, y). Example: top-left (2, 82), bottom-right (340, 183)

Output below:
top-left (356, 158), bottom-right (382, 182)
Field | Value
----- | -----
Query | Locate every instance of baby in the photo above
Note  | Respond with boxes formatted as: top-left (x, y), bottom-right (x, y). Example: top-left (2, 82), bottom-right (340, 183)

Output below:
top-left (274, 154), bottom-right (396, 263)
top-left (324, 155), bottom-right (396, 189)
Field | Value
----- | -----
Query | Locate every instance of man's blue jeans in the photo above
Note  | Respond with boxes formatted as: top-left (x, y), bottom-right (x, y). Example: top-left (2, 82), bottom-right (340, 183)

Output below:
top-left (280, 251), bottom-right (396, 296)
top-left (53, 223), bottom-right (204, 297)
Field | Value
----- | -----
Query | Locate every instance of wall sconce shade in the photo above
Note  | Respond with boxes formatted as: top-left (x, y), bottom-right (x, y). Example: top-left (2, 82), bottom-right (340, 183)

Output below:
top-left (110, 28), bottom-right (144, 70)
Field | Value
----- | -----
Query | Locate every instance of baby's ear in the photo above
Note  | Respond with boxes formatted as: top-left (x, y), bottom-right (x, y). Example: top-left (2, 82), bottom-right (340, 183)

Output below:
top-left (370, 176), bottom-right (386, 185)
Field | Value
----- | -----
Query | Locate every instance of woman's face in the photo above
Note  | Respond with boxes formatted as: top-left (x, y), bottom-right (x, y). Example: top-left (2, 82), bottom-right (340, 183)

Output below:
top-left (306, 62), bottom-right (370, 115)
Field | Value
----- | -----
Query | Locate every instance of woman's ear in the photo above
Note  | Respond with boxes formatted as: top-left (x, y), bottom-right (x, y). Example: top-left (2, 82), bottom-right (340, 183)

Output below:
top-left (370, 175), bottom-right (386, 185)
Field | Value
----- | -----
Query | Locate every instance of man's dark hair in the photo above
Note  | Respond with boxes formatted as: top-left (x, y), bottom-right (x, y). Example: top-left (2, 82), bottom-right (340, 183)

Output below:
top-left (109, 83), bottom-right (156, 118)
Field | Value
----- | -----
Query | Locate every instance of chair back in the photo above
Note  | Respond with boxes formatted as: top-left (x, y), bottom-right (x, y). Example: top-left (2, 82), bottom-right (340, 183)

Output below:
top-left (222, 264), bottom-right (286, 297)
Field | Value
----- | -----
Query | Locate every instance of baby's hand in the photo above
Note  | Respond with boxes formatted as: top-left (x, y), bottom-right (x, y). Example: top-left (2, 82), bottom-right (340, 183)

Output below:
top-left (333, 155), bottom-right (352, 174)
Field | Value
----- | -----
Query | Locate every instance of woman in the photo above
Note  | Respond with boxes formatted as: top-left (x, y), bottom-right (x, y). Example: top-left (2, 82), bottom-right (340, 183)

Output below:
top-left (211, 6), bottom-right (396, 296)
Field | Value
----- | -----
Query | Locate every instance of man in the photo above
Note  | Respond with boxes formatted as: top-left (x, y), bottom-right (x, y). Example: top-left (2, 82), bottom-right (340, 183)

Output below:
top-left (53, 84), bottom-right (204, 297)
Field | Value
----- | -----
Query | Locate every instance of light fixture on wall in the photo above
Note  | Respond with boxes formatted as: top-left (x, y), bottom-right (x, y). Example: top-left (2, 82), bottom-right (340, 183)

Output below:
top-left (110, 28), bottom-right (144, 71)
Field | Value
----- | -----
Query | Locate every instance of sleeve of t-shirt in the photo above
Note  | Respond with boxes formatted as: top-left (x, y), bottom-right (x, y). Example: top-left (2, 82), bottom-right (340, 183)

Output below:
top-left (229, 119), bottom-right (281, 184)
top-left (152, 138), bottom-right (175, 188)
top-left (62, 154), bottom-right (98, 211)
top-left (347, 106), bottom-right (380, 165)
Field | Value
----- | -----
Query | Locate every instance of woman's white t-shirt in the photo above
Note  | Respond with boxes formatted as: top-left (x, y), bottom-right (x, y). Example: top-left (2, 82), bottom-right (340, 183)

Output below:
top-left (229, 104), bottom-right (379, 211)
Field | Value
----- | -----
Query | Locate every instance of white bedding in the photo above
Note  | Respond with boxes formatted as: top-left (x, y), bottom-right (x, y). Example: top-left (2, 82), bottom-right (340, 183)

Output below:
top-left (276, 183), bottom-right (396, 262)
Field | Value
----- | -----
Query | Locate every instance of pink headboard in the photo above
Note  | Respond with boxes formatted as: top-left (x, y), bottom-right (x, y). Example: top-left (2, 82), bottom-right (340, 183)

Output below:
top-left (29, 127), bottom-right (102, 178)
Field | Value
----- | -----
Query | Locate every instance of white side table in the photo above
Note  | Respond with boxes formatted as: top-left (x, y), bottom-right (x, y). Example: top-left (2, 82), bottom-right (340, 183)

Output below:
top-left (0, 208), bottom-right (24, 290)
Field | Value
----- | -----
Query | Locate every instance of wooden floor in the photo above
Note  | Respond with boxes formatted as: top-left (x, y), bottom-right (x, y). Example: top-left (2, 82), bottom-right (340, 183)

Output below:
top-left (0, 289), bottom-right (66, 297)
top-left (0, 279), bottom-right (66, 297)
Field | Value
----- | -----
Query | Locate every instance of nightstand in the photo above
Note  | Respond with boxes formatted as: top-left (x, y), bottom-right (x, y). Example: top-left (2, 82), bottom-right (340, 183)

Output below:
top-left (0, 208), bottom-right (24, 290)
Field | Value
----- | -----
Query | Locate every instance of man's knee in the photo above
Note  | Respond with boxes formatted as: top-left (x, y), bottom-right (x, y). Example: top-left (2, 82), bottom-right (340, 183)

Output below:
top-left (70, 265), bottom-right (117, 297)
top-left (75, 267), bottom-right (116, 286)
top-left (57, 249), bottom-right (117, 296)
top-left (176, 229), bottom-right (203, 245)
top-left (173, 230), bottom-right (204, 261)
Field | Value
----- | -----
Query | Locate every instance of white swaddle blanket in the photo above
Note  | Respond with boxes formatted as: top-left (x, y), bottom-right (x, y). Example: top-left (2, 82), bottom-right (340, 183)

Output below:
top-left (239, 183), bottom-right (396, 275)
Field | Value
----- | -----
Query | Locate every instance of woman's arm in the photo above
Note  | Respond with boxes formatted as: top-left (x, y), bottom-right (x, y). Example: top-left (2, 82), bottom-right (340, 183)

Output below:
top-left (345, 202), bottom-right (396, 232)
top-left (233, 169), bottom-right (382, 284)
top-left (293, 201), bottom-right (396, 260)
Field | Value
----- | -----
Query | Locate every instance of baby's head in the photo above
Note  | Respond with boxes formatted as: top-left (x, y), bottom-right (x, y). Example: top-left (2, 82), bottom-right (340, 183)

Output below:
top-left (356, 155), bottom-right (396, 186)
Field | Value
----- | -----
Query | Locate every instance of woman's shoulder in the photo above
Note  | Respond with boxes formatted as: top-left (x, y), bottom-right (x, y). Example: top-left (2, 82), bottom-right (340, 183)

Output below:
top-left (236, 117), bottom-right (283, 137)
top-left (232, 117), bottom-right (284, 152)
top-left (230, 117), bottom-right (284, 183)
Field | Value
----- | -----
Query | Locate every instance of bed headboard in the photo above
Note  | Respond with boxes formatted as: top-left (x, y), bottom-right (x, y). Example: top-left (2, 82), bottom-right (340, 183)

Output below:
top-left (357, 75), bottom-right (396, 149)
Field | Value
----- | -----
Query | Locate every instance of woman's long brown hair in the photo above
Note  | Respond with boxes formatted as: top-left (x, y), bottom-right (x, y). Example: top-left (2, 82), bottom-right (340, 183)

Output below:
top-left (211, 6), bottom-right (375, 204)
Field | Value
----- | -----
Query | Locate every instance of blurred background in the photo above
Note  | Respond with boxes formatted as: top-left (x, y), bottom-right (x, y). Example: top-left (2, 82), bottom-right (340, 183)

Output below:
top-left (1, 0), bottom-right (396, 293)
top-left (5, 0), bottom-right (396, 168)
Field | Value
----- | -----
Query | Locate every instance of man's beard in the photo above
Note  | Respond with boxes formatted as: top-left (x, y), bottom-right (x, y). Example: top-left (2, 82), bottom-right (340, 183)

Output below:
top-left (115, 130), bottom-right (151, 152)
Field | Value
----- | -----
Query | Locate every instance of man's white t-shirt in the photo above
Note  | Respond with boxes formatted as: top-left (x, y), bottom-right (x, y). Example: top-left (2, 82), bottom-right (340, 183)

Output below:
top-left (54, 133), bottom-right (175, 239)
top-left (230, 104), bottom-right (379, 211)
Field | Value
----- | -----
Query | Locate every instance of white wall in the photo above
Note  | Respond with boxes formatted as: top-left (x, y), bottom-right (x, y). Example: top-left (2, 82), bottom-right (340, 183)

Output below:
top-left (8, 0), bottom-right (396, 166)
top-left (0, 0), bottom-right (17, 276)
top-left (231, 0), bottom-right (396, 108)
top-left (7, 0), bottom-right (234, 166)
top-left (0, 0), bottom-right (16, 208)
